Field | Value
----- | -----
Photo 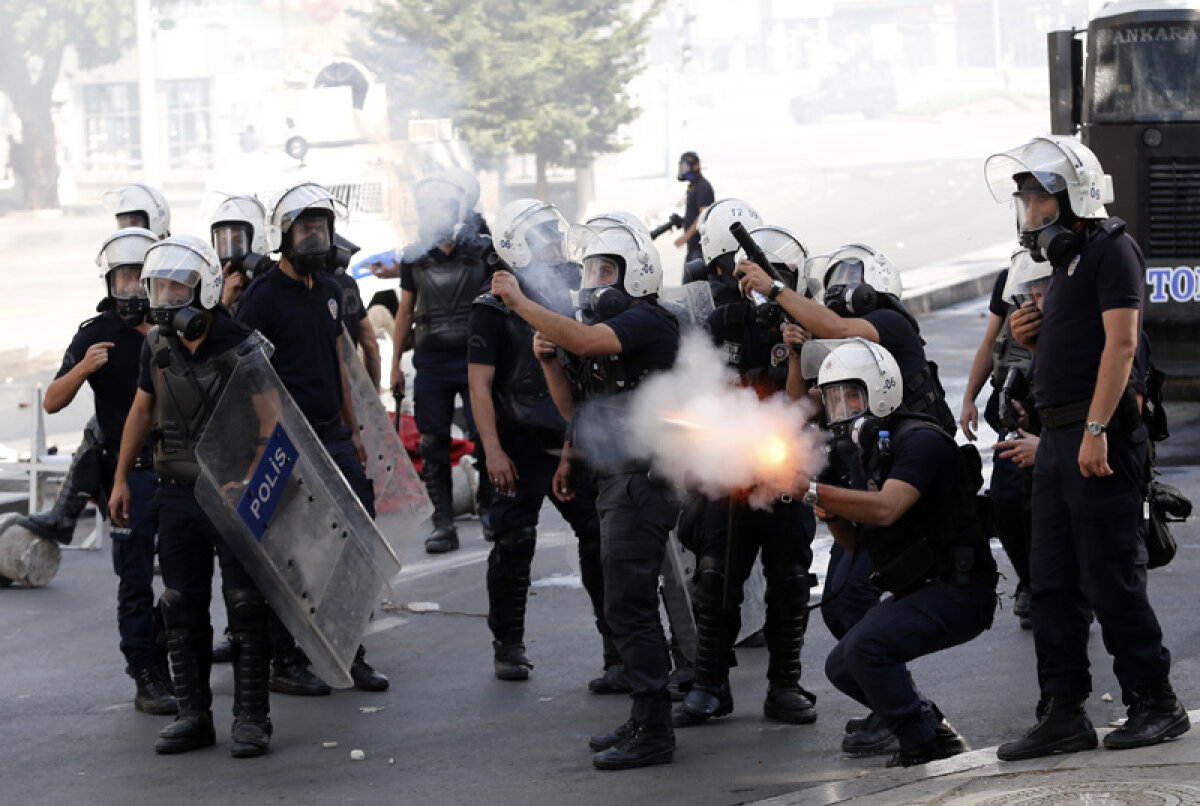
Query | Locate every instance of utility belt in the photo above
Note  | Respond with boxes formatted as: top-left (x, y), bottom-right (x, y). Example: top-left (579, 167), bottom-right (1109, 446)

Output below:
top-left (1038, 386), bottom-right (1141, 433)
top-left (870, 539), bottom-right (997, 596)
top-left (310, 415), bottom-right (344, 442)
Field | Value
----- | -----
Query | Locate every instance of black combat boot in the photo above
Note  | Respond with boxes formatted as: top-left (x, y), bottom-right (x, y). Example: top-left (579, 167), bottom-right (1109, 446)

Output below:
top-left (225, 589), bottom-right (272, 758)
top-left (1104, 683), bottom-right (1190, 750)
top-left (589, 635), bottom-right (632, 694)
top-left (269, 645), bottom-right (331, 696)
top-left (589, 718), bottom-right (637, 752)
top-left (155, 590), bottom-right (216, 755)
top-left (131, 653), bottom-right (178, 716)
top-left (18, 421), bottom-right (105, 544)
top-left (673, 560), bottom-right (734, 727)
top-left (762, 580), bottom-right (817, 725)
top-left (487, 528), bottom-right (536, 680)
top-left (592, 721), bottom-right (675, 770)
top-left (842, 711), bottom-right (899, 756)
top-left (422, 452), bottom-right (459, 554)
top-left (997, 696), bottom-right (1098, 761)
top-left (351, 645), bottom-right (390, 691)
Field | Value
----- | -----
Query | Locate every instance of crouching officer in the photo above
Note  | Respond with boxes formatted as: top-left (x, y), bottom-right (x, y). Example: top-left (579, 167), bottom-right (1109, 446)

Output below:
top-left (110, 236), bottom-right (273, 757)
top-left (805, 339), bottom-right (997, 767)
top-left (677, 225), bottom-right (818, 728)
top-left (492, 222), bottom-right (681, 770)
top-left (468, 198), bottom-right (615, 687)
top-left (986, 136), bottom-right (1188, 759)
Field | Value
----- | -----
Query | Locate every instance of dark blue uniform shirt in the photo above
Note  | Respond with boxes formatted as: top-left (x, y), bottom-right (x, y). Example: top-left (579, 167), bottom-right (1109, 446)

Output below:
top-left (863, 308), bottom-right (927, 383)
top-left (236, 268), bottom-right (344, 425)
top-left (606, 301), bottom-right (680, 371)
top-left (329, 270), bottom-right (367, 348)
top-left (1034, 229), bottom-right (1143, 408)
top-left (683, 177), bottom-right (715, 253)
top-left (56, 308), bottom-right (146, 454)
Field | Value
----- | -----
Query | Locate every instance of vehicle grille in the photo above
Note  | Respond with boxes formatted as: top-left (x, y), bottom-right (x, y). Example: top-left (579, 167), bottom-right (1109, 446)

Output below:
top-left (327, 182), bottom-right (385, 216)
top-left (1147, 158), bottom-right (1200, 258)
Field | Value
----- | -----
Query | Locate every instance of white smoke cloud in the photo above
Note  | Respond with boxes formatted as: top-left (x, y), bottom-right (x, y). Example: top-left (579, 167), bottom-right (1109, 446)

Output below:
top-left (626, 332), bottom-right (827, 508)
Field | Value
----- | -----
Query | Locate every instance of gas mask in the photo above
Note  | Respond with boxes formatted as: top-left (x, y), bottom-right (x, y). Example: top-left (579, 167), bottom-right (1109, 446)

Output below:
top-left (677, 157), bottom-right (699, 183)
top-left (1023, 223), bottom-right (1083, 269)
top-left (575, 285), bottom-right (634, 325)
top-left (287, 215), bottom-right (333, 276)
top-left (107, 265), bottom-right (150, 327)
top-left (149, 305), bottom-right (208, 340)
top-left (1014, 184), bottom-right (1083, 269)
top-left (823, 259), bottom-right (879, 317)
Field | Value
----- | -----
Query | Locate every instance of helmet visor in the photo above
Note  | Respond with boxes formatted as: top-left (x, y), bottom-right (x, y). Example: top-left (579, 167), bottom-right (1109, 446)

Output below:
top-left (1012, 190), bottom-right (1061, 235)
top-left (291, 214), bottom-right (331, 256)
top-left (821, 381), bottom-right (869, 425)
top-left (1003, 250), bottom-right (1053, 306)
top-left (826, 258), bottom-right (865, 288)
top-left (581, 255), bottom-right (623, 290)
top-left (984, 138), bottom-right (1078, 204)
top-left (116, 211), bottom-right (150, 230)
top-left (107, 265), bottom-right (147, 300)
top-left (212, 224), bottom-right (251, 263)
top-left (146, 274), bottom-right (197, 309)
top-left (526, 218), bottom-right (568, 265)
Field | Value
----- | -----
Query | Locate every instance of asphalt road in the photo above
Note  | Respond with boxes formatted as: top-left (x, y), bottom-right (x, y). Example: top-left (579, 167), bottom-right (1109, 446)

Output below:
top-left (3, 291), bottom-right (1198, 806)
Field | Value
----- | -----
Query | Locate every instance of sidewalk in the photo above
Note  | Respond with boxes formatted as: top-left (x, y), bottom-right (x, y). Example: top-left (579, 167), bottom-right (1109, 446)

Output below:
top-left (755, 715), bottom-right (1200, 805)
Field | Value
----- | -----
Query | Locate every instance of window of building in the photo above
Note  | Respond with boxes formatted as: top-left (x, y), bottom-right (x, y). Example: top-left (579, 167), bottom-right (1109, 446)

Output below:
top-left (165, 79), bottom-right (212, 169)
top-left (82, 83), bottom-right (141, 171)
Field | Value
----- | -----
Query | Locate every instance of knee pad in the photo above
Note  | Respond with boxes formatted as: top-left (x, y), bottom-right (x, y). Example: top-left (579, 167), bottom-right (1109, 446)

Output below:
top-left (419, 432), bottom-right (451, 461)
top-left (159, 588), bottom-right (208, 630)
top-left (695, 556), bottom-right (726, 608)
top-left (766, 566), bottom-right (812, 612)
top-left (495, 527), bottom-right (537, 562)
top-left (223, 588), bottom-right (268, 632)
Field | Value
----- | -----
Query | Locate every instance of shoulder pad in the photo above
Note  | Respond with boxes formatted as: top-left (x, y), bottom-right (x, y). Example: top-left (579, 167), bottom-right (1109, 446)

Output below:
top-left (472, 292), bottom-right (508, 313)
top-left (1098, 217), bottom-right (1126, 235)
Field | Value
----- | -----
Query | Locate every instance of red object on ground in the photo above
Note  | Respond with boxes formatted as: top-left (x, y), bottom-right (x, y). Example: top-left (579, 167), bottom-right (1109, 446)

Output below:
top-left (393, 411), bottom-right (474, 473)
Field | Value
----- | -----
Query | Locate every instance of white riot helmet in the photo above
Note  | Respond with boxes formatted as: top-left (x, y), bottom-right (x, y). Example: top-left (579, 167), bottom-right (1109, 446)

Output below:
top-left (142, 235), bottom-right (224, 339)
top-left (733, 225), bottom-right (810, 295)
top-left (96, 227), bottom-right (157, 325)
top-left (816, 338), bottom-right (903, 428)
top-left (103, 184), bottom-right (171, 239)
top-left (210, 194), bottom-right (269, 267)
top-left (808, 244), bottom-right (903, 316)
top-left (494, 198), bottom-right (569, 269)
top-left (584, 210), bottom-right (653, 241)
top-left (569, 223), bottom-right (662, 323)
top-left (985, 135), bottom-right (1113, 222)
top-left (444, 167), bottom-right (481, 214)
top-left (1002, 248), bottom-right (1052, 308)
top-left (699, 198), bottom-right (763, 266)
top-left (413, 173), bottom-right (467, 246)
top-left (266, 183), bottom-right (343, 274)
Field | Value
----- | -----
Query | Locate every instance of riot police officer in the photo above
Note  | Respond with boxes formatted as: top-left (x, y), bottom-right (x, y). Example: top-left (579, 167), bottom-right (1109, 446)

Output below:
top-left (389, 173), bottom-right (494, 553)
top-left (686, 198), bottom-right (763, 305)
top-left (675, 225), bottom-right (819, 729)
top-left (20, 185), bottom-right (172, 543)
top-left (237, 183), bottom-right (388, 695)
top-left (31, 227), bottom-right (174, 715)
top-left (110, 236), bottom-right (272, 757)
top-left (985, 136), bottom-right (1189, 759)
top-left (209, 193), bottom-right (274, 313)
top-left (673, 151), bottom-right (714, 272)
top-left (805, 339), bottom-right (997, 767)
top-left (491, 221), bottom-right (681, 771)
top-left (467, 198), bottom-right (618, 689)
top-left (960, 251), bottom-right (1046, 629)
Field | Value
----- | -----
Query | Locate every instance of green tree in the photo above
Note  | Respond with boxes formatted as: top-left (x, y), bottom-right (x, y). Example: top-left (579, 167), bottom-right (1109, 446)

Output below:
top-left (0, 1), bottom-right (130, 208)
top-left (364, 0), bottom-right (663, 200)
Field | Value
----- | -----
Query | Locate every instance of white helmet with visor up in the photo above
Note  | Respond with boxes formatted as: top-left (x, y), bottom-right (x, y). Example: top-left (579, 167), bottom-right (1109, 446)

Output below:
top-left (103, 184), bottom-right (171, 239)
top-left (816, 338), bottom-right (903, 427)
top-left (494, 198), bottom-right (569, 269)
top-left (699, 198), bottom-right (763, 266)
top-left (984, 135), bottom-right (1113, 232)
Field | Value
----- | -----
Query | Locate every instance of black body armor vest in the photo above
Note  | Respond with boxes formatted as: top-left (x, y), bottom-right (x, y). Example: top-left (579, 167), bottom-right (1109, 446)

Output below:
top-left (411, 244), bottom-right (491, 352)
top-left (148, 326), bottom-right (267, 484)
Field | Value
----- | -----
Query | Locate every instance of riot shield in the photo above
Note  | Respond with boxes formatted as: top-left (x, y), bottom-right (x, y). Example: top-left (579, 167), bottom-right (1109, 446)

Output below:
top-left (736, 566), bottom-right (767, 645)
top-left (194, 345), bottom-right (401, 688)
top-left (659, 532), bottom-right (697, 664)
top-left (659, 282), bottom-right (716, 333)
top-left (339, 329), bottom-right (432, 560)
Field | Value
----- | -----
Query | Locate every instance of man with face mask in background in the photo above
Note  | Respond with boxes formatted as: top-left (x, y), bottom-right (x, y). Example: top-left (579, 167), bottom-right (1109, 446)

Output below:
top-left (466, 198), bottom-right (620, 690)
top-left (24, 227), bottom-right (175, 716)
top-left (804, 338), bottom-right (996, 768)
top-left (236, 183), bottom-right (389, 696)
top-left (390, 173), bottom-right (495, 554)
top-left (673, 152), bottom-right (714, 274)
top-left (984, 136), bottom-right (1188, 760)
top-left (675, 225), bottom-right (820, 730)
top-left (110, 236), bottom-right (272, 757)
top-left (492, 222), bottom-right (681, 770)
top-left (20, 186), bottom-right (173, 546)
